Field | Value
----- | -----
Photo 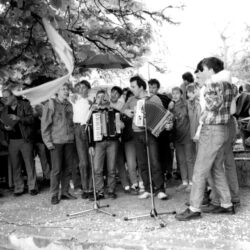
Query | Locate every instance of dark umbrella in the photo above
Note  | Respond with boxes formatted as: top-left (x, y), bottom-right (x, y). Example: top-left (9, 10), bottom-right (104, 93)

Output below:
top-left (78, 53), bottom-right (132, 69)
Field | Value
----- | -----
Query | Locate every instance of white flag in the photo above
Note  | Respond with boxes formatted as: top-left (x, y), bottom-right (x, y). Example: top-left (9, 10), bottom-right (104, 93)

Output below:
top-left (14, 18), bottom-right (74, 105)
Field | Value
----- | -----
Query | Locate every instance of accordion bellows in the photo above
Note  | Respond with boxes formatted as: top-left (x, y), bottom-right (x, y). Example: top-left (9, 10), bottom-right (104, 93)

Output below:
top-left (144, 101), bottom-right (174, 137)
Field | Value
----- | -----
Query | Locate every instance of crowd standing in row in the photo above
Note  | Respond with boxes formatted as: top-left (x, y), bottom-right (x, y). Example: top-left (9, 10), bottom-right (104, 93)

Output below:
top-left (0, 56), bottom-right (248, 221)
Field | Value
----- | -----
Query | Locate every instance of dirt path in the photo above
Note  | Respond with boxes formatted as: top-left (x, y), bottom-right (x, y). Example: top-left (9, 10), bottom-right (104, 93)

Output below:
top-left (0, 182), bottom-right (250, 250)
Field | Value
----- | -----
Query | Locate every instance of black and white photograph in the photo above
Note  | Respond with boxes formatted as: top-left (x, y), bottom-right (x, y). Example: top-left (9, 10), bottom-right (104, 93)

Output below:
top-left (0, 0), bottom-right (250, 249)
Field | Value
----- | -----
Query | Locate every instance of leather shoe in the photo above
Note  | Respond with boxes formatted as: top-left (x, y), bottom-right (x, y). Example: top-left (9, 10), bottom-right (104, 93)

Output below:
top-left (29, 189), bottom-right (38, 196)
top-left (61, 193), bottom-right (77, 200)
top-left (89, 192), bottom-right (104, 201)
top-left (175, 208), bottom-right (201, 221)
top-left (51, 195), bottom-right (60, 205)
top-left (211, 206), bottom-right (235, 214)
top-left (108, 192), bottom-right (117, 199)
top-left (81, 192), bottom-right (89, 199)
top-left (14, 191), bottom-right (24, 197)
top-left (202, 204), bottom-right (220, 213)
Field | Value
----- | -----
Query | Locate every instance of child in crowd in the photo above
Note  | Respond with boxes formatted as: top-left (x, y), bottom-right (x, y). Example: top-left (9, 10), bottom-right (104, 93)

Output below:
top-left (170, 87), bottom-right (195, 192)
top-left (186, 84), bottom-right (201, 157)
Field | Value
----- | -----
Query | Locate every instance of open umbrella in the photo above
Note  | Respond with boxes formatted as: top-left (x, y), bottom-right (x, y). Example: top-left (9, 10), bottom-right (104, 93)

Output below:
top-left (78, 53), bottom-right (132, 69)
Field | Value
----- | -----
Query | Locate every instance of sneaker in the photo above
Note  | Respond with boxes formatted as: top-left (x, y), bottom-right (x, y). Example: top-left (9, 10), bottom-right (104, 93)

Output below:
top-left (175, 208), bottom-right (201, 221)
top-left (69, 180), bottom-right (74, 189)
top-left (157, 192), bottom-right (168, 200)
top-left (124, 186), bottom-right (130, 193)
top-left (108, 192), bottom-right (117, 199)
top-left (138, 191), bottom-right (150, 199)
top-left (176, 184), bottom-right (188, 192)
top-left (130, 185), bottom-right (139, 195)
top-left (139, 181), bottom-right (145, 193)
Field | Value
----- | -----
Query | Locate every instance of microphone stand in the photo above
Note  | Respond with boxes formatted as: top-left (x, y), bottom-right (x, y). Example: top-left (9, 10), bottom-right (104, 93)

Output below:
top-left (67, 108), bottom-right (116, 218)
top-left (123, 103), bottom-right (176, 228)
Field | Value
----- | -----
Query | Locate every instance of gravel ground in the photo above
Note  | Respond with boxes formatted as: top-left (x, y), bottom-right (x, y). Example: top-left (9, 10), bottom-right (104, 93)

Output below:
top-left (0, 179), bottom-right (250, 250)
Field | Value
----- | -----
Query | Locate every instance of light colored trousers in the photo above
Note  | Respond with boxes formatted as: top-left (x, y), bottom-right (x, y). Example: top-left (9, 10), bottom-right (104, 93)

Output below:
top-left (190, 124), bottom-right (232, 211)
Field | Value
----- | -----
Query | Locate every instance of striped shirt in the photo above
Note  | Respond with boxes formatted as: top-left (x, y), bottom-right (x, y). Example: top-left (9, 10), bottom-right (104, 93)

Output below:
top-left (202, 81), bottom-right (234, 125)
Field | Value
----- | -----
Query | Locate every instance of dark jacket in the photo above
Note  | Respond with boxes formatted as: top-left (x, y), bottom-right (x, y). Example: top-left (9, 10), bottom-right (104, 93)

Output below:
top-left (172, 99), bottom-right (191, 144)
top-left (1, 99), bottom-right (34, 142)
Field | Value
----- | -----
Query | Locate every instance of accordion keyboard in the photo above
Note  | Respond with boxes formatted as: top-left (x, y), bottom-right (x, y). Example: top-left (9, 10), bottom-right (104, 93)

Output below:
top-left (92, 112), bottom-right (103, 141)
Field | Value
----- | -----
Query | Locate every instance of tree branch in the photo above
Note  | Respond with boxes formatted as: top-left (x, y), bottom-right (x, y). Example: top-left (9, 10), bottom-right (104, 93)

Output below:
top-left (0, 24), bottom-right (35, 66)
top-left (71, 0), bottom-right (83, 28)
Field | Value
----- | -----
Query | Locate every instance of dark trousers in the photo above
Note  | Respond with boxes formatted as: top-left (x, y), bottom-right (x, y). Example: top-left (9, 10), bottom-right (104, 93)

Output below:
top-left (71, 144), bottom-right (81, 190)
top-left (35, 142), bottom-right (51, 180)
top-left (134, 132), bottom-right (164, 193)
top-left (50, 143), bottom-right (74, 196)
top-left (116, 141), bottom-right (129, 188)
top-left (8, 139), bottom-right (37, 193)
top-left (157, 131), bottom-right (173, 174)
top-left (74, 125), bottom-right (92, 192)
top-left (94, 140), bottom-right (118, 193)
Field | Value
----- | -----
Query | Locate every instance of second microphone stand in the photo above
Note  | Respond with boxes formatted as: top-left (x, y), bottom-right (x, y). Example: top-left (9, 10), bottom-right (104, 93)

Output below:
top-left (67, 119), bottom-right (116, 218)
top-left (123, 111), bottom-right (175, 227)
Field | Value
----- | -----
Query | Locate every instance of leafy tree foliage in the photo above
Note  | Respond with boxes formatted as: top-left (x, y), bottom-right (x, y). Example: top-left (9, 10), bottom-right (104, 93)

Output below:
top-left (0, 0), bottom-right (179, 87)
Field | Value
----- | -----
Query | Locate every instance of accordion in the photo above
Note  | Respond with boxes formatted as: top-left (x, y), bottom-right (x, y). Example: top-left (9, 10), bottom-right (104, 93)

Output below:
top-left (134, 100), bottom-right (173, 137)
top-left (89, 108), bottom-right (121, 142)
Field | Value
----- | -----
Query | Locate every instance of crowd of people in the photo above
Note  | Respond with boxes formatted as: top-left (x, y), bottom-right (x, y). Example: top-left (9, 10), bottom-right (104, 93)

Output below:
top-left (0, 56), bottom-right (249, 222)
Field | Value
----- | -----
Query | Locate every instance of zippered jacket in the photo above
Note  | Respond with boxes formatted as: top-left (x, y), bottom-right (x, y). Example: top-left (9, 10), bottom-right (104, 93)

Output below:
top-left (41, 98), bottom-right (74, 149)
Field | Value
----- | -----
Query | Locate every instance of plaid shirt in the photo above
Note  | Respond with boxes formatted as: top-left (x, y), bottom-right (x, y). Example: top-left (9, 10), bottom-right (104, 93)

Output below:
top-left (202, 81), bottom-right (234, 125)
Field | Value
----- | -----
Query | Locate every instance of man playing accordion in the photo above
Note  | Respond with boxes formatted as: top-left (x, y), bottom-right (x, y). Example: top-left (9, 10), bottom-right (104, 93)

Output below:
top-left (122, 76), bottom-right (171, 200)
top-left (88, 89), bottom-right (123, 200)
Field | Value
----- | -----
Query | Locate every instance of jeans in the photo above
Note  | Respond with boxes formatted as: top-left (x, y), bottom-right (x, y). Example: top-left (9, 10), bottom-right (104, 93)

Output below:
top-left (35, 142), bottom-right (51, 180)
top-left (190, 125), bottom-right (232, 211)
top-left (94, 140), bottom-right (118, 193)
top-left (124, 139), bottom-right (138, 185)
top-left (225, 118), bottom-right (240, 202)
top-left (50, 143), bottom-right (74, 196)
top-left (74, 125), bottom-right (92, 191)
top-left (211, 117), bottom-right (240, 204)
top-left (8, 139), bottom-right (37, 193)
top-left (134, 132), bottom-right (164, 193)
top-left (175, 140), bottom-right (195, 183)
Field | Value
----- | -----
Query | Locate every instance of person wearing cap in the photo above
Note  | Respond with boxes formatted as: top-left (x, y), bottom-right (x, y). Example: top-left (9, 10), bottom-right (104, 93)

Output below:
top-left (70, 80), bottom-right (93, 199)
